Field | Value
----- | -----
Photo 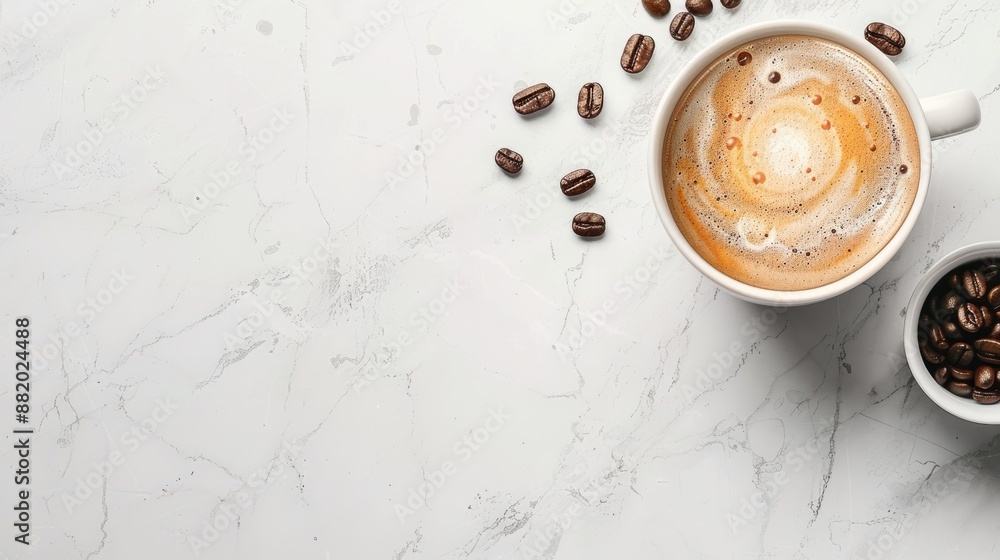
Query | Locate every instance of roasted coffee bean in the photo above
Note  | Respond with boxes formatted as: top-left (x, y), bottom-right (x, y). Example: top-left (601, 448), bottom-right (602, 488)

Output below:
top-left (918, 315), bottom-right (936, 340)
top-left (973, 388), bottom-right (1000, 404)
top-left (947, 272), bottom-right (962, 292)
top-left (947, 380), bottom-right (973, 398)
top-left (865, 22), bottom-right (906, 56)
top-left (962, 269), bottom-right (988, 300)
top-left (621, 34), bottom-right (656, 73)
top-left (989, 322), bottom-right (1000, 340)
top-left (955, 304), bottom-right (977, 333)
top-left (988, 285), bottom-right (1000, 310)
top-left (963, 304), bottom-right (999, 331)
top-left (670, 12), bottom-right (695, 41)
top-left (928, 294), bottom-right (943, 320)
top-left (560, 169), bottom-right (596, 197)
top-left (976, 338), bottom-right (1000, 365)
top-left (572, 212), bottom-right (606, 237)
top-left (720, 0), bottom-right (741, 8)
top-left (495, 148), bottom-right (523, 174)
top-left (942, 321), bottom-right (965, 340)
top-left (928, 323), bottom-right (950, 350)
top-left (981, 305), bottom-right (994, 329)
top-left (685, 0), bottom-right (713, 16)
top-left (943, 291), bottom-right (966, 313)
top-left (984, 264), bottom-right (999, 284)
top-left (948, 342), bottom-right (976, 367)
top-left (642, 0), bottom-right (671, 18)
top-left (950, 366), bottom-right (974, 382)
top-left (920, 343), bottom-right (946, 365)
top-left (933, 291), bottom-right (965, 319)
top-left (577, 82), bottom-right (604, 119)
top-left (918, 313), bottom-right (932, 331)
top-left (513, 83), bottom-right (555, 115)
top-left (958, 303), bottom-right (988, 333)
top-left (975, 365), bottom-right (997, 390)
top-left (933, 367), bottom-right (950, 386)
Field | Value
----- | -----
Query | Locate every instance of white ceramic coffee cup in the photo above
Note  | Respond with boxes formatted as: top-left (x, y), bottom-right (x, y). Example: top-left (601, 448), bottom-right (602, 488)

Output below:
top-left (904, 242), bottom-right (1000, 424)
top-left (648, 20), bottom-right (981, 306)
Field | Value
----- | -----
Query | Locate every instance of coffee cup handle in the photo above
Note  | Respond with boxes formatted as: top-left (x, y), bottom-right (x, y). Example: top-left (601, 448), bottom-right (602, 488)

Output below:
top-left (921, 89), bottom-right (981, 140)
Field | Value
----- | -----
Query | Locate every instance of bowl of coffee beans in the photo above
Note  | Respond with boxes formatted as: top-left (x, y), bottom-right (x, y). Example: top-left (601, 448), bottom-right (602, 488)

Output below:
top-left (905, 242), bottom-right (1000, 423)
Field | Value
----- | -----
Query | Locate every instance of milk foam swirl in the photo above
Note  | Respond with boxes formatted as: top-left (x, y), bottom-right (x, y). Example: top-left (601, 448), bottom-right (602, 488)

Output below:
top-left (663, 35), bottom-right (920, 291)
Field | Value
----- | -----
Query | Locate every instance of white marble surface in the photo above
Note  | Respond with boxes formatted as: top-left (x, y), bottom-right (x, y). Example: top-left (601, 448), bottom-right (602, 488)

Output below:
top-left (3, 0), bottom-right (1000, 558)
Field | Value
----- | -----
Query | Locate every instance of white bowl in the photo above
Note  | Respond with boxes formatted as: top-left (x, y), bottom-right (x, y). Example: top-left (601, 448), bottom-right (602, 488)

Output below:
top-left (904, 242), bottom-right (1000, 424)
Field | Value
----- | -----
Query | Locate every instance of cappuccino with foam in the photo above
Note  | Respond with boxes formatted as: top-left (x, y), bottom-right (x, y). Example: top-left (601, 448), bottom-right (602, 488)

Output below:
top-left (663, 34), bottom-right (920, 291)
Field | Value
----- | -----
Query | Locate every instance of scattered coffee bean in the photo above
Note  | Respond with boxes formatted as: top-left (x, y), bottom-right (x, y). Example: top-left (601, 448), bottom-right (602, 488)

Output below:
top-left (976, 338), bottom-right (1000, 365)
top-left (720, 0), bottom-right (741, 8)
top-left (560, 169), bottom-right (596, 197)
top-left (577, 82), bottom-right (604, 119)
top-left (948, 342), bottom-right (976, 367)
top-left (947, 380), bottom-right (973, 398)
top-left (642, 0), bottom-right (671, 18)
top-left (670, 12), bottom-right (695, 41)
top-left (962, 269), bottom-right (988, 300)
top-left (495, 148), bottom-right (523, 174)
top-left (621, 34), bottom-right (656, 73)
top-left (950, 366), bottom-right (974, 382)
top-left (513, 83), bottom-right (555, 115)
top-left (865, 22), bottom-right (906, 56)
top-left (685, 0), bottom-right (713, 16)
top-left (572, 212), bottom-right (606, 237)
top-left (973, 388), bottom-right (1000, 404)
top-left (975, 365), bottom-right (997, 390)
top-left (933, 367), bottom-right (949, 386)
top-left (988, 285), bottom-right (1000, 310)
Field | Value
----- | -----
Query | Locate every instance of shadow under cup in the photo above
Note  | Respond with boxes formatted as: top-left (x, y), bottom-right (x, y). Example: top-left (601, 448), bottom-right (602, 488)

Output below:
top-left (648, 20), bottom-right (979, 307)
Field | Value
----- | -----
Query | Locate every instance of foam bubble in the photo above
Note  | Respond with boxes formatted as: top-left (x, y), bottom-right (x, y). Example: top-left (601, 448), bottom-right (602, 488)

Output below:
top-left (662, 35), bottom-right (921, 291)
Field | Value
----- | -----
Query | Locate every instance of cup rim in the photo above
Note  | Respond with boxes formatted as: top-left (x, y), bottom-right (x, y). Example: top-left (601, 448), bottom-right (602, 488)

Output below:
top-left (647, 19), bottom-right (933, 306)
top-left (904, 242), bottom-right (1000, 425)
